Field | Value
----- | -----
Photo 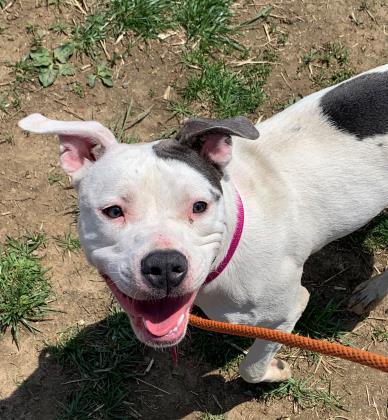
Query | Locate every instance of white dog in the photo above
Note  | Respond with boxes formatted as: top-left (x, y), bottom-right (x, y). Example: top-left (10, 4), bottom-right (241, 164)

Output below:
top-left (18, 65), bottom-right (388, 383)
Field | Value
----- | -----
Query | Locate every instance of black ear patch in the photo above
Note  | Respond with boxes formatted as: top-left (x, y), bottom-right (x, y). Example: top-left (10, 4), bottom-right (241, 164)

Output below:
top-left (320, 71), bottom-right (388, 140)
top-left (153, 140), bottom-right (223, 191)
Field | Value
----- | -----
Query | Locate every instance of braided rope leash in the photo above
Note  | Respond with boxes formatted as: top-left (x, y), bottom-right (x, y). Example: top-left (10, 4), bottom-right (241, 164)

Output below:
top-left (189, 314), bottom-right (388, 373)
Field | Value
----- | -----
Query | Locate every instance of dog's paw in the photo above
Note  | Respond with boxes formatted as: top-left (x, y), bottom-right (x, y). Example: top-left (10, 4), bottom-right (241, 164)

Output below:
top-left (348, 274), bottom-right (388, 315)
top-left (239, 358), bottom-right (291, 383)
top-left (260, 358), bottom-right (292, 383)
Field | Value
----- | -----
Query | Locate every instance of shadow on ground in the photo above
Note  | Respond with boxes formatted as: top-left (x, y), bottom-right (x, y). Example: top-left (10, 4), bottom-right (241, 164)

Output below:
top-left (1, 218), bottom-right (384, 419)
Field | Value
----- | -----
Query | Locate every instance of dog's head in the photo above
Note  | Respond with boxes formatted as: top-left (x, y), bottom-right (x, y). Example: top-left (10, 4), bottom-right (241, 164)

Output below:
top-left (18, 114), bottom-right (258, 347)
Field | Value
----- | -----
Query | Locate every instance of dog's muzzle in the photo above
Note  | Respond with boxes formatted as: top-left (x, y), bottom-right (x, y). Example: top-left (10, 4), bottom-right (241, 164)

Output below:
top-left (141, 249), bottom-right (188, 293)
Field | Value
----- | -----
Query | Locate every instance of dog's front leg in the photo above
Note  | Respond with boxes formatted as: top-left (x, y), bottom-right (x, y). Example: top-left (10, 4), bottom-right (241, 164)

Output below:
top-left (239, 286), bottom-right (310, 383)
top-left (239, 336), bottom-right (289, 383)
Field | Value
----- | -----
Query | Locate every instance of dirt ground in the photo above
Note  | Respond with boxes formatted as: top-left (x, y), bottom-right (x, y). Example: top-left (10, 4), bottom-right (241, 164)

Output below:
top-left (0, 1), bottom-right (387, 419)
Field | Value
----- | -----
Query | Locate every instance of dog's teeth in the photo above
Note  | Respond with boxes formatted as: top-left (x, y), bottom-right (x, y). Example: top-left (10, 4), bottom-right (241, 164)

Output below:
top-left (177, 313), bottom-right (185, 327)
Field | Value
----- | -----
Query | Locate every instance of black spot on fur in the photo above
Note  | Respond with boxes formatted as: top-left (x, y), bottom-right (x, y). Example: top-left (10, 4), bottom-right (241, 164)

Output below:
top-left (320, 71), bottom-right (388, 140)
top-left (153, 140), bottom-right (223, 191)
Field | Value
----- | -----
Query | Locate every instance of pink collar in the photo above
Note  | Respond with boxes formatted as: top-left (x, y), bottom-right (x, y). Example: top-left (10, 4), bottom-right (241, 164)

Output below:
top-left (204, 191), bottom-right (244, 284)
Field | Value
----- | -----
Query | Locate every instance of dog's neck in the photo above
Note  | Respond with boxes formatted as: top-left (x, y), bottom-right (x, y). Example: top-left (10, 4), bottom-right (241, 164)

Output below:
top-left (205, 179), bottom-right (243, 283)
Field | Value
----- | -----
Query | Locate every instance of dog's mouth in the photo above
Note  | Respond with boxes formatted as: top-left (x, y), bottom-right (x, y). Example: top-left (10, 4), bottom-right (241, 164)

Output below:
top-left (104, 276), bottom-right (197, 347)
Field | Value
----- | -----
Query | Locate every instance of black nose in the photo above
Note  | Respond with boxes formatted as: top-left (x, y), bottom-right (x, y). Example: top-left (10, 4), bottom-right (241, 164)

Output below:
top-left (141, 250), bottom-right (188, 292)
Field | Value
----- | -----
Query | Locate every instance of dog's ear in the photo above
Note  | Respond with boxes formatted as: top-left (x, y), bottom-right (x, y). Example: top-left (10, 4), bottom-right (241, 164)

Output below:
top-left (175, 116), bottom-right (259, 168)
top-left (18, 113), bottom-right (118, 185)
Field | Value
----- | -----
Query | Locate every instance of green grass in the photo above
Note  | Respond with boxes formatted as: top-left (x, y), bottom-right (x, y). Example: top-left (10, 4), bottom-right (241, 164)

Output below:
top-left (70, 81), bottom-right (85, 98)
top-left (175, 0), bottom-right (236, 51)
top-left (301, 42), bottom-right (354, 87)
top-left (372, 327), bottom-right (388, 342)
top-left (167, 100), bottom-right (193, 118)
top-left (54, 232), bottom-right (81, 254)
top-left (72, 13), bottom-right (108, 57)
top-left (47, 172), bottom-right (64, 185)
top-left (262, 376), bottom-right (344, 410)
top-left (0, 233), bottom-right (51, 345)
top-left (320, 42), bottom-right (350, 67)
top-left (187, 318), bottom-right (252, 371)
top-left (277, 94), bottom-right (303, 110)
top-left (10, 0), bottom-right (240, 92)
top-left (301, 47), bottom-right (318, 67)
top-left (49, 305), bottom-right (145, 419)
top-left (199, 413), bottom-right (226, 420)
top-left (110, 102), bottom-right (140, 144)
top-left (107, 0), bottom-right (173, 39)
top-left (361, 213), bottom-right (388, 252)
top-left (295, 295), bottom-right (346, 341)
top-left (72, 0), bottom-right (238, 56)
top-left (349, 212), bottom-right (388, 252)
top-left (1, 132), bottom-right (15, 145)
top-left (302, 42), bottom-right (349, 69)
top-left (182, 56), bottom-right (272, 118)
top-left (49, 21), bottom-right (68, 35)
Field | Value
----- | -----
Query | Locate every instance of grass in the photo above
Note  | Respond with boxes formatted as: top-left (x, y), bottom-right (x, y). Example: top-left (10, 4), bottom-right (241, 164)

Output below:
top-left (182, 55), bottom-right (272, 118)
top-left (349, 211), bottom-right (388, 253)
top-left (1, 132), bottom-right (15, 145)
top-left (277, 94), bottom-right (303, 111)
top-left (361, 212), bottom-right (388, 252)
top-left (187, 308), bottom-right (252, 372)
top-left (301, 42), bottom-right (354, 87)
top-left (71, 13), bottom-right (108, 57)
top-left (188, 328), bottom-right (251, 370)
top-left (9, 0), bottom-right (240, 93)
top-left (372, 327), bottom-right (388, 342)
top-left (70, 81), bottom-right (85, 98)
top-left (109, 102), bottom-right (140, 144)
top-left (262, 376), bottom-right (344, 410)
top-left (47, 172), bottom-right (64, 185)
top-left (106, 0), bottom-right (173, 39)
top-left (167, 100), bottom-right (193, 118)
top-left (200, 413), bottom-right (226, 420)
top-left (54, 232), bottom-right (81, 254)
top-left (0, 232), bottom-right (51, 345)
top-left (49, 304), bottom-right (145, 419)
top-left (72, 0), bottom-right (238, 56)
top-left (175, 0), bottom-right (236, 51)
top-left (295, 295), bottom-right (346, 341)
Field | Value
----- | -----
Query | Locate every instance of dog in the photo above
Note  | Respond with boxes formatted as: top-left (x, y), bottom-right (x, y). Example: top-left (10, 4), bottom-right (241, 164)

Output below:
top-left (18, 64), bottom-right (388, 383)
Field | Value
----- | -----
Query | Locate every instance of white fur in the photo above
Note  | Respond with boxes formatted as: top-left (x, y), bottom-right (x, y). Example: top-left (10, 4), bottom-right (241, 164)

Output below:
top-left (18, 65), bottom-right (388, 383)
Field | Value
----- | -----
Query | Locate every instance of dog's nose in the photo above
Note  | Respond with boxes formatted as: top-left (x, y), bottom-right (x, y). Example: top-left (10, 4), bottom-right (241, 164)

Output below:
top-left (141, 250), bottom-right (188, 292)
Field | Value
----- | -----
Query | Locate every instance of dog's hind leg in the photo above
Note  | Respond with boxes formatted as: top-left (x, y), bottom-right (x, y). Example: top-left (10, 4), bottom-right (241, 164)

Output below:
top-left (347, 270), bottom-right (388, 315)
top-left (239, 286), bottom-right (310, 383)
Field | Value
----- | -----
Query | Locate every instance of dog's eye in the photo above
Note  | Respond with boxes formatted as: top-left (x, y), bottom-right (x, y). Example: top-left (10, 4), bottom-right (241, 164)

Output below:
top-left (192, 201), bottom-right (207, 214)
top-left (102, 206), bottom-right (124, 219)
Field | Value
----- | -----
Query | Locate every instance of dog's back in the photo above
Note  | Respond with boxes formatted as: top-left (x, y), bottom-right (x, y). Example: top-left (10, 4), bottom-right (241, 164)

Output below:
top-left (233, 65), bottom-right (388, 254)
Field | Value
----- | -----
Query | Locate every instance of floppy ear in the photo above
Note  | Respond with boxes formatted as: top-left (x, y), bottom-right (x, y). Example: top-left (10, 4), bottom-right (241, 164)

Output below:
top-left (175, 116), bottom-right (259, 168)
top-left (18, 113), bottom-right (118, 185)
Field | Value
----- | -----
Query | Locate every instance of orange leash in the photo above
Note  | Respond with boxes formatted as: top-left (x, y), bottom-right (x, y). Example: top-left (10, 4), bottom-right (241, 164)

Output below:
top-left (189, 314), bottom-right (388, 373)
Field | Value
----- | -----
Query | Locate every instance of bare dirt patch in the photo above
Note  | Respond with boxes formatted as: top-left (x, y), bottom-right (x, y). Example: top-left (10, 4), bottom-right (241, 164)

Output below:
top-left (0, 1), bottom-right (387, 419)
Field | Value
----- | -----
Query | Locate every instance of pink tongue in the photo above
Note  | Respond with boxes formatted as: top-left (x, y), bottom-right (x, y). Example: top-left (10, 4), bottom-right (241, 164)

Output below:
top-left (103, 276), bottom-right (195, 338)
top-left (143, 309), bottom-right (185, 337)
top-left (134, 294), bottom-right (193, 337)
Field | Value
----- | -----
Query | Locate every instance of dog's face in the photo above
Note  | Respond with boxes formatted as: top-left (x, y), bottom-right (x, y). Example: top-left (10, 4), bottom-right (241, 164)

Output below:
top-left (18, 114), bottom-right (258, 347)
top-left (78, 141), bottom-right (227, 346)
